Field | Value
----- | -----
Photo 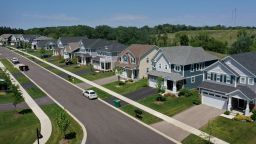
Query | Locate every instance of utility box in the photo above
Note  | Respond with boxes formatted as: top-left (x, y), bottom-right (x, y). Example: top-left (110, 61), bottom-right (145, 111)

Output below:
top-left (113, 99), bottom-right (121, 108)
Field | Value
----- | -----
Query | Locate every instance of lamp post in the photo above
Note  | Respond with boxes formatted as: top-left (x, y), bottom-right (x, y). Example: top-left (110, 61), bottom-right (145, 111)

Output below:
top-left (36, 128), bottom-right (43, 144)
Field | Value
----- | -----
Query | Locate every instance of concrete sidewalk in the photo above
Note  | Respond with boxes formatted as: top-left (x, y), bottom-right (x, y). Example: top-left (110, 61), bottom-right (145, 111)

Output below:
top-left (0, 62), bottom-right (52, 144)
top-left (76, 75), bottom-right (117, 89)
top-left (13, 47), bottom-right (229, 144)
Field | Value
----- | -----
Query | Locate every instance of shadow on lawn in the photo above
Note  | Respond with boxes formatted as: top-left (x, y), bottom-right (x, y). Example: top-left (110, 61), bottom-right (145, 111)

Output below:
top-left (65, 132), bottom-right (76, 139)
top-left (18, 109), bottom-right (32, 114)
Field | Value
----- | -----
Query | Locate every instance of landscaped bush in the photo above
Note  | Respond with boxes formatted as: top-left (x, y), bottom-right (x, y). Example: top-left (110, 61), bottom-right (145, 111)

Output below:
top-left (179, 88), bottom-right (199, 97)
top-left (156, 95), bottom-right (167, 102)
top-left (234, 114), bottom-right (253, 122)
top-left (224, 111), bottom-right (230, 115)
top-left (59, 59), bottom-right (65, 63)
top-left (134, 109), bottom-right (143, 119)
top-left (250, 110), bottom-right (256, 121)
top-left (163, 93), bottom-right (176, 97)
top-left (192, 98), bottom-right (201, 105)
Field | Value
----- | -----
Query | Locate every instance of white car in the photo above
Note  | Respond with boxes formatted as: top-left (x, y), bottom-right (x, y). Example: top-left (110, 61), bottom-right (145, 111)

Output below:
top-left (83, 90), bottom-right (97, 99)
top-left (11, 57), bottom-right (19, 64)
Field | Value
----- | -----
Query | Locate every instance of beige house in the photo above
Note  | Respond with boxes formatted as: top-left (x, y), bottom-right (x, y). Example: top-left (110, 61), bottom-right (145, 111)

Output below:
top-left (116, 44), bottom-right (158, 81)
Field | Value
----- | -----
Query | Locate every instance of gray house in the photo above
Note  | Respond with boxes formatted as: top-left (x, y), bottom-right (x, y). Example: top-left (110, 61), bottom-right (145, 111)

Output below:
top-left (199, 52), bottom-right (256, 116)
top-left (0, 34), bottom-right (12, 46)
top-left (148, 46), bottom-right (218, 94)
top-left (31, 36), bottom-right (56, 50)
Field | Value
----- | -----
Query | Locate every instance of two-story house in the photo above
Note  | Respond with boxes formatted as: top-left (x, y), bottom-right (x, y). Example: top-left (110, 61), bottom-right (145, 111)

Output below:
top-left (10, 34), bottom-right (24, 47)
top-left (148, 46), bottom-right (218, 93)
top-left (31, 36), bottom-right (56, 50)
top-left (199, 52), bottom-right (256, 116)
top-left (115, 44), bottom-right (158, 81)
top-left (0, 34), bottom-right (12, 46)
top-left (63, 42), bottom-right (81, 59)
top-left (92, 42), bottom-right (126, 71)
top-left (54, 36), bottom-right (88, 56)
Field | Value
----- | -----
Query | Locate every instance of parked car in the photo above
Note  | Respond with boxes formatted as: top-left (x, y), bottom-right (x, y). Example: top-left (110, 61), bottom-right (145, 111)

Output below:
top-left (40, 54), bottom-right (50, 59)
top-left (83, 90), bottom-right (97, 99)
top-left (18, 64), bottom-right (29, 71)
top-left (11, 57), bottom-right (19, 64)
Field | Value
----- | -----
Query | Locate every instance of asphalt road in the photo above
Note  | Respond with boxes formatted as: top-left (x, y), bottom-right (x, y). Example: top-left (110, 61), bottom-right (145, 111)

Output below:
top-left (0, 47), bottom-right (173, 144)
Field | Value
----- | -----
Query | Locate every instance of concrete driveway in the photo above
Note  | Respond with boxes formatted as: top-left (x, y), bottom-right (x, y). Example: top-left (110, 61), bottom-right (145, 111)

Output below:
top-left (151, 104), bottom-right (224, 141)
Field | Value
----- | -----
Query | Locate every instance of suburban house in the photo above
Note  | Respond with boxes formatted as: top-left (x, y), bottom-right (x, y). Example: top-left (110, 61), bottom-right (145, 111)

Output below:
top-left (31, 36), bottom-right (56, 50)
top-left (10, 34), bottom-right (24, 47)
top-left (0, 34), bottom-right (12, 46)
top-left (92, 42), bottom-right (126, 71)
top-left (63, 42), bottom-right (81, 59)
top-left (22, 34), bottom-right (39, 43)
top-left (115, 44), bottom-right (158, 81)
top-left (199, 52), bottom-right (256, 116)
top-left (148, 46), bottom-right (218, 93)
top-left (54, 36), bottom-right (87, 56)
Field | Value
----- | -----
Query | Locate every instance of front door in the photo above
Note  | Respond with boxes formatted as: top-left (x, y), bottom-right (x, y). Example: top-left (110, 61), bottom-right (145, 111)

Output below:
top-left (167, 80), bottom-right (173, 91)
top-left (232, 98), bottom-right (246, 110)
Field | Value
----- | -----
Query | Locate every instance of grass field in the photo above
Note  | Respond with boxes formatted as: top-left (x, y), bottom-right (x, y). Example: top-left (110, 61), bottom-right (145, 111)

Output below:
top-left (182, 117), bottom-right (256, 144)
top-left (42, 104), bottom-right (83, 144)
top-left (0, 110), bottom-right (40, 144)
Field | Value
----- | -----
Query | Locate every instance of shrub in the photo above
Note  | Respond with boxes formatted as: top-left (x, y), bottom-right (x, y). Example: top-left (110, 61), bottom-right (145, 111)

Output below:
top-left (163, 93), bottom-right (176, 97)
top-left (179, 88), bottom-right (200, 97)
top-left (224, 111), bottom-right (230, 115)
top-left (59, 59), bottom-right (65, 63)
top-left (234, 114), bottom-right (253, 122)
top-left (134, 109), bottom-right (143, 119)
top-left (192, 98), bottom-right (201, 105)
top-left (156, 95), bottom-right (166, 102)
top-left (251, 110), bottom-right (256, 121)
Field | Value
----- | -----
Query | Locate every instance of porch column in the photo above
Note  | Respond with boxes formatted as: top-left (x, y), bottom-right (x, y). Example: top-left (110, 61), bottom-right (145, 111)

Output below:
top-left (245, 100), bottom-right (250, 116)
top-left (173, 81), bottom-right (177, 93)
top-left (227, 96), bottom-right (232, 111)
top-left (131, 70), bottom-right (134, 79)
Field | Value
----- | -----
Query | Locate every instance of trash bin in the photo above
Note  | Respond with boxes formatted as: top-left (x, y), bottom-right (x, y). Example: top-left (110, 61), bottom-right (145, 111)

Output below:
top-left (113, 99), bottom-right (121, 108)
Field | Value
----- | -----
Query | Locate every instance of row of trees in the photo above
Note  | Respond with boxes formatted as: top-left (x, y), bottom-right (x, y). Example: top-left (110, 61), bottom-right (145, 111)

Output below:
top-left (0, 26), bottom-right (24, 35)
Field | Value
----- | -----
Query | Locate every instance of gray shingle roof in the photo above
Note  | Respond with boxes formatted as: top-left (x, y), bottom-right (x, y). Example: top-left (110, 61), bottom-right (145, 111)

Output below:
top-left (37, 40), bottom-right (56, 48)
top-left (231, 52), bottom-right (256, 75)
top-left (148, 70), bottom-right (184, 81)
top-left (161, 46), bottom-right (218, 65)
top-left (199, 81), bottom-right (256, 99)
top-left (23, 35), bottom-right (39, 42)
top-left (59, 36), bottom-right (88, 45)
top-left (34, 36), bottom-right (53, 41)
top-left (0, 34), bottom-right (12, 39)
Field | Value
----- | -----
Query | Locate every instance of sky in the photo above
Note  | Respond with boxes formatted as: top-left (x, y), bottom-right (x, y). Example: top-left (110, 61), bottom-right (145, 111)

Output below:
top-left (1, 0), bottom-right (256, 29)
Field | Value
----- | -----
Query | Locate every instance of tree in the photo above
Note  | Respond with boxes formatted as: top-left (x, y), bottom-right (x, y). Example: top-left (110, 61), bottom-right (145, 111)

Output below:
top-left (178, 34), bottom-right (189, 46)
top-left (56, 111), bottom-right (71, 138)
top-left (156, 77), bottom-right (165, 93)
top-left (12, 85), bottom-right (23, 111)
top-left (230, 30), bottom-right (253, 54)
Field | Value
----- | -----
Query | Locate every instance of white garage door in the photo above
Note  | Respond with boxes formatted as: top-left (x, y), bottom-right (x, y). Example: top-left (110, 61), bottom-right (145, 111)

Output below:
top-left (202, 93), bottom-right (227, 109)
top-left (148, 76), bottom-right (157, 88)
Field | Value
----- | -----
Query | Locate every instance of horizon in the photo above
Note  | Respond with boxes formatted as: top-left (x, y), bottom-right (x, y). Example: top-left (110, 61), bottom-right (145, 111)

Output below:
top-left (1, 0), bottom-right (256, 29)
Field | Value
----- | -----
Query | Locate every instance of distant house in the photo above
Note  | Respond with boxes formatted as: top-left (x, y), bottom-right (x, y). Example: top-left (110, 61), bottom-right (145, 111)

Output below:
top-left (148, 46), bottom-right (218, 93)
top-left (63, 42), bottom-right (81, 59)
top-left (54, 36), bottom-right (88, 56)
top-left (10, 34), bottom-right (24, 47)
top-left (115, 44), bottom-right (158, 81)
top-left (31, 36), bottom-right (56, 50)
top-left (92, 42), bottom-right (126, 71)
top-left (0, 34), bottom-right (12, 46)
top-left (199, 52), bottom-right (256, 116)
top-left (23, 34), bottom-right (39, 43)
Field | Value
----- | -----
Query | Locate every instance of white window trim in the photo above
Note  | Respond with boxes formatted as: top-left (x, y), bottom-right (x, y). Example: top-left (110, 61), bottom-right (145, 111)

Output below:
top-left (174, 65), bottom-right (181, 72)
top-left (190, 64), bottom-right (194, 72)
top-left (248, 77), bottom-right (254, 85)
top-left (191, 76), bottom-right (195, 83)
top-left (226, 75), bottom-right (231, 84)
top-left (216, 74), bottom-right (221, 82)
top-left (207, 73), bottom-right (211, 80)
top-left (240, 76), bottom-right (246, 84)
top-left (159, 63), bottom-right (161, 69)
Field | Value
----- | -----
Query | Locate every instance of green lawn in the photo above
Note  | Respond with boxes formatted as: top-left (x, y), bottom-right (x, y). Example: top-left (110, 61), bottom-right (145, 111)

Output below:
top-left (121, 104), bottom-right (162, 124)
top-left (26, 87), bottom-right (46, 99)
top-left (81, 71), bottom-right (115, 81)
top-left (0, 110), bottom-right (40, 144)
top-left (0, 92), bottom-right (15, 104)
top-left (182, 117), bottom-right (256, 144)
top-left (104, 79), bottom-right (148, 95)
top-left (26, 49), bottom-right (53, 58)
top-left (89, 87), bottom-right (112, 99)
top-left (0, 59), bottom-right (19, 73)
top-left (41, 104), bottom-right (83, 144)
top-left (15, 75), bottom-right (31, 84)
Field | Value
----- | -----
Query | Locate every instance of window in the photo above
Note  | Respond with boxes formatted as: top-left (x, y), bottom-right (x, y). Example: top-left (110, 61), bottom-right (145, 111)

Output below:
top-left (146, 57), bottom-right (149, 63)
top-left (226, 75), bottom-right (231, 84)
top-left (131, 58), bottom-right (135, 64)
top-left (207, 73), bottom-right (211, 80)
top-left (190, 64), bottom-right (194, 72)
top-left (159, 63), bottom-right (161, 69)
top-left (191, 76), bottom-right (195, 83)
top-left (165, 65), bottom-right (168, 69)
top-left (240, 77), bottom-right (246, 84)
top-left (123, 55), bottom-right (128, 62)
top-left (248, 78), bottom-right (254, 85)
top-left (216, 74), bottom-right (221, 82)
top-left (146, 68), bottom-right (149, 72)
top-left (174, 65), bottom-right (181, 72)
top-left (153, 63), bottom-right (156, 68)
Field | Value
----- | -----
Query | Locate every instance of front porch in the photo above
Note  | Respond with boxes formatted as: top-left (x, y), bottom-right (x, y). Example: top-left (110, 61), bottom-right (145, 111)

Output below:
top-left (227, 96), bottom-right (255, 116)
top-left (75, 52), bottom-right (91, 65)
top-left (92, 57), bottom-right (113, 71)
top-left (164, 79), bottom-right (184, 94)
top-left (119, 68), bottom-right (139, 81)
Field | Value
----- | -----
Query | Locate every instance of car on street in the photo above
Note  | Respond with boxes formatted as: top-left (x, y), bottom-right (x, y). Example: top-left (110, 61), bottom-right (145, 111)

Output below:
top-left (18, 64), bottom-right (29, 71)
top-left (83, 90), bottom-right (97, 99)
top-left (11, 57), bottom-right (19, 64)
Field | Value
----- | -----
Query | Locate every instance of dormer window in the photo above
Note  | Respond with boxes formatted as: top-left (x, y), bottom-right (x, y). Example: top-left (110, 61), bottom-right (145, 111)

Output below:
top-left (248, 78), bottom-right (254, 85)
top-left (240, 77), bottom-right (246, 84)
top-left (123, 55), bottom-right (128, 62)
top-left (174, 65), bottom-right (181, 72)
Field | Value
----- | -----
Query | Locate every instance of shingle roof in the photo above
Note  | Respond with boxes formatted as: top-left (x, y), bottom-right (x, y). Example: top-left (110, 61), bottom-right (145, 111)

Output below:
top-left (11, 34), bottom-right (23, 39)
top-left (23, 35), bottom-right (39, 42)
top-left (59, 36), bottom-right (88, 45)
top-left (121, 44), bottom-right (157, 59)
top-left (97, 42), bottom-right (126, 52)
top-left (0, 34), bottom-right (12, 39)
top-left (34, 36), bottom-right (53, 41)
top-left (231, 52), bottom-right (256, 75)
top-left (37, 40), bottom-right (56, 48)
top-left (161, 46), bottom-right (218, 65)
top-left (199, 81), bottom-right (256, 99)
top-left (148, 70), bottom-right (184, 81)
top-left (65, 42), bottom-right (80, 53)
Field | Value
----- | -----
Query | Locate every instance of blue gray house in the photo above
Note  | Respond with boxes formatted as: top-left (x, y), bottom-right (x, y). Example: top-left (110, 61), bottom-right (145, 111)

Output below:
top-left (199, 52), bottom-right (256, 116)
top-left (148, 46), bottom-right (218, 93)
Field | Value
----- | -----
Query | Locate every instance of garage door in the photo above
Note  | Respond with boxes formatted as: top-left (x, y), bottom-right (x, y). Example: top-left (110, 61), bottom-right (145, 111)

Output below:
top-left (148, 76), bottom-right (157, 88)
top-left (202, 93), bottom-right (227, 109)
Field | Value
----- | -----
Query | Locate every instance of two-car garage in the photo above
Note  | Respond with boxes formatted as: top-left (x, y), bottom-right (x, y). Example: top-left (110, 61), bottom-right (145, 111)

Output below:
top-left (201, 90), bottom-right (228, 109)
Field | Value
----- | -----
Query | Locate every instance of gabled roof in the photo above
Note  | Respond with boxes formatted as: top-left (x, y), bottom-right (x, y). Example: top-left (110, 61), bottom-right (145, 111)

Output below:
top-left (37, 40), bottom-right (56, 48)
top-left (204, 60), bottom-right (239, 76)
top-left (161, 46), bottom-right (218, 65)
top-left (120, 44), bottom-right (157, 60)
top-left (0, 34), bottom-right (12, 39)
top-left (59, 36), bottom-right (88, 45)
top-left (23, 34), bottom-right (39, 42)
top-left (34, 36), bottom-right (53, 41)
top-left (65, 42), bottom-right (80, 53)
top-left (230, 52), bottom-right (256, 75)
top-left (11, 34), bottom-right (23, 39)
top-left (148, 70), bottom-right (184, 81)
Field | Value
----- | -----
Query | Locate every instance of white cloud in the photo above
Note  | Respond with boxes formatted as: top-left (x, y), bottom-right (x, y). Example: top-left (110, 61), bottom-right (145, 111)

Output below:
top-left (22, 13), bottom-right (79, 22)
top-left (112, 14), bottom-right (147, 21)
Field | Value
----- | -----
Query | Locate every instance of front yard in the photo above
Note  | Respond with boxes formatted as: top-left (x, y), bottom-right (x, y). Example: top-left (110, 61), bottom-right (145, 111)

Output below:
top-left (182, 116), bottom-right (256, 144)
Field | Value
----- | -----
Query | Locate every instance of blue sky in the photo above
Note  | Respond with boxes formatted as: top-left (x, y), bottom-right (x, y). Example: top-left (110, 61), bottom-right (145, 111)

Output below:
top-left (1, 0), bottom-right (256, 29)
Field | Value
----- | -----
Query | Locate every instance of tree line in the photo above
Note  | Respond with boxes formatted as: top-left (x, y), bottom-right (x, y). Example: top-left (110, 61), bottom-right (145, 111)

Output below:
top-left (0, 26), bottom-right (24, 35)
